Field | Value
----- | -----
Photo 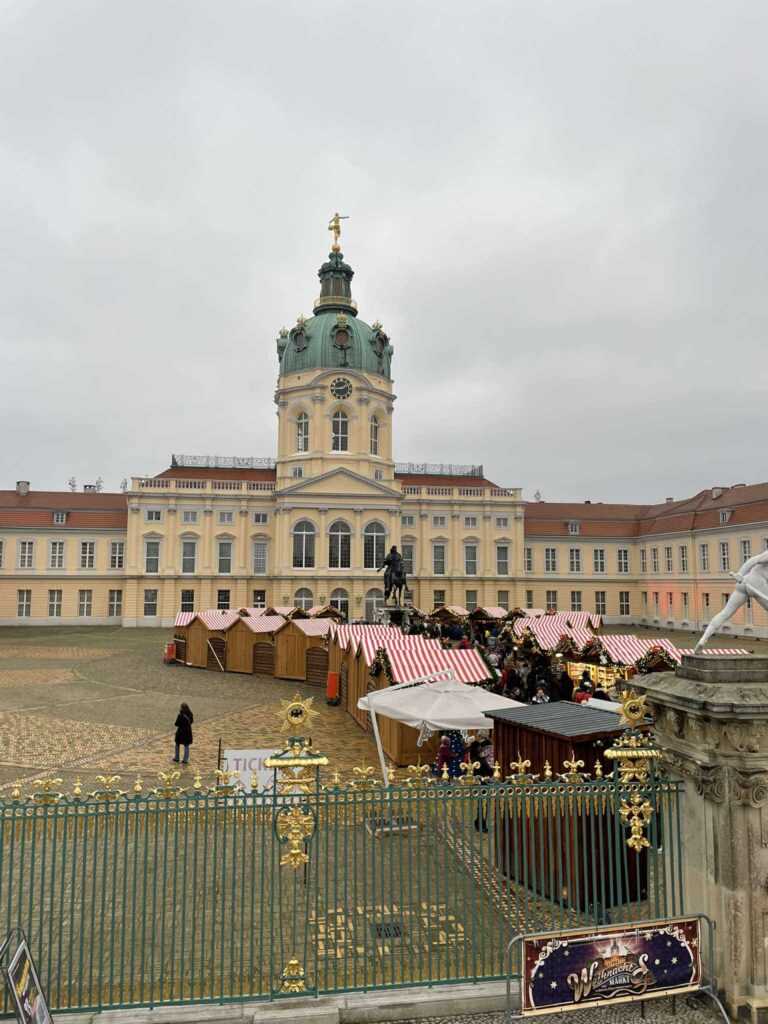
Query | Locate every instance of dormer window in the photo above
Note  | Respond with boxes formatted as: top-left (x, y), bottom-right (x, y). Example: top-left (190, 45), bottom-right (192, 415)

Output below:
top-left (720, 509), bottom-right (731, 524)
top-left (53, 511), bottom-right (67, 525)
top-left (567, 521), bottom-right (580, 534)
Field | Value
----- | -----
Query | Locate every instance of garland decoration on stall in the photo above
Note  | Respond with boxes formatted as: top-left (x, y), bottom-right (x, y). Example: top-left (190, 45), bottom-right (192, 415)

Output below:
top-left (555, 633), bottom-right (579, 657)
top-left (635, 644), bottom-right (676, 674)
top-left (580, 636), bottom-right (614, 665)
top-left (370, 647), bottom-right (395, 685)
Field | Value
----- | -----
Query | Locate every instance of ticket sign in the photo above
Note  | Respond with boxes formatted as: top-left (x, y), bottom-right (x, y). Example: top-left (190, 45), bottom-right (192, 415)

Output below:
top-left (222, 749), bottom-right (280, 794)
top-left (1, 936), bottom-right (52, 1024)
top-left (521, 918), bottom-right (702, 1015)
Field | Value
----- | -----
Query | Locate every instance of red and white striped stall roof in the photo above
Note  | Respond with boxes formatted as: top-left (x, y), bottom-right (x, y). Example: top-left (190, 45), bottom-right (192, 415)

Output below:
top-left (567, 611), bottom-right (602, 630)
top-left (198, 609), bottom-right (242, 630)
top-left (238, 606), bottom-right (267, 617)
top-left (268, 606), bottom-right (298, 616)
top-left (292, 618), bottom-right (334, 637)
top-left (446, 605), bottom-right (469, 616)
top-left (233, 615), bottom-right (288, 635)
top-left (382, 646), bottom-right (492, 684)
top-left (173, 612), bottom-right (197, 627)
top-left (599, 634), bottom-right (658, 666)
top-left (521, 608), bottom-right (546, 618)
top-left (329, 624), bottom-right (397, 651)
top-left (355, 635), bottom-right (443, 667)
top-left (478, 606), bottom-right (508, 618)
top-left (568, 626), bottom-right (593, 648)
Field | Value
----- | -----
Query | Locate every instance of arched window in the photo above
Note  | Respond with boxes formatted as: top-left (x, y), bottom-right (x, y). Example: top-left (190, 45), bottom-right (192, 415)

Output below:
top-left (296, 412), bottom-right (309, 452)
top-left (292, 520), bottom-right (316, 569)
top-left (332, 411), bottom-right (348, 452)
top-left (294, 588), bottom-right (314, 611)
top-left (370, 415), bottom-right (379, 456)
top-left (330, 588), bottom-right (349, 620)
top-left (328, 521), bottom-right (351, 569)
top-left (363, 522), bottom-right (385, 569)
top-left (365, 588), bottom-right (385, 623)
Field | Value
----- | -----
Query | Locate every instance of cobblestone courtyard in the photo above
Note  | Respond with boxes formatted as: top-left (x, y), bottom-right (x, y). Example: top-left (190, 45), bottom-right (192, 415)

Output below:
top-left (0, 626), bottom-right (385, 793)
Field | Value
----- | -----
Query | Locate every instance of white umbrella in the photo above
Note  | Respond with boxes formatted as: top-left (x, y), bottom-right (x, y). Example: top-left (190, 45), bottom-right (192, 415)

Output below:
top-left (358, 671), bottom-right (524, 785)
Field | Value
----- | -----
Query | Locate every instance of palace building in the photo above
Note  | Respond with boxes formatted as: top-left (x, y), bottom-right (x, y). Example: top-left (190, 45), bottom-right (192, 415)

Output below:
top-left (1, 231), bottom-right (768, 638)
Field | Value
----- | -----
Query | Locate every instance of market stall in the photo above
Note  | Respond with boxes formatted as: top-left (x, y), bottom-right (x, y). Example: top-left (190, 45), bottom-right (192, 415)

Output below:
top-left (181, 609), bottom-right (240, 670)
top-left (224, 614), bottom-right (286, 675)
top-left (307, 604), bottom-right (345, 622)
top-left (274, 617), bottom-right (333, 682)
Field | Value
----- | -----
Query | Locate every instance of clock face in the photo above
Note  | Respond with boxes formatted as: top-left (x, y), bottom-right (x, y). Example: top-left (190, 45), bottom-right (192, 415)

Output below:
top-left (330, 377), bottom-right (353, 399)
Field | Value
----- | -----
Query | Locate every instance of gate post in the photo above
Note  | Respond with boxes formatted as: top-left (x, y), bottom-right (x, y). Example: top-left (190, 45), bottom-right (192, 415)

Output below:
top-left (634, 654), bottom-right (768, 1024)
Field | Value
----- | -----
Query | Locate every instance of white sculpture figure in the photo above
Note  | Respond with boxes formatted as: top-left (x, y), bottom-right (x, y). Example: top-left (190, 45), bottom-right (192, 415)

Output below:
top-left (694, 549), bottom-right (768, 652)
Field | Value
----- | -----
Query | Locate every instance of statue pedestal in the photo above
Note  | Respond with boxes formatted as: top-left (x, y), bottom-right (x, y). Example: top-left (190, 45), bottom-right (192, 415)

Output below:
top-left (633, 655), bottom-right (768, 1023)
top-left (377, 604), bottom-right (411, 630)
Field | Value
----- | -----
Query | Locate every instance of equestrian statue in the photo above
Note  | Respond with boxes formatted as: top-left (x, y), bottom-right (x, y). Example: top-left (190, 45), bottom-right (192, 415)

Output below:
top-left (379, 545), bottom-right (407, 608)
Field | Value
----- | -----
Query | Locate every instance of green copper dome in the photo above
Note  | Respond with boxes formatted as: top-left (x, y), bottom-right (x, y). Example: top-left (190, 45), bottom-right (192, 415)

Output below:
top-left (276, 250), bottom-right (393, 380)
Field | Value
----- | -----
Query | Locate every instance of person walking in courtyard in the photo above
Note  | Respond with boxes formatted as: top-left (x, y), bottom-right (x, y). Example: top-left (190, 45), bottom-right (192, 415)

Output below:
top-left (173, 702), bottom-right (194, 764)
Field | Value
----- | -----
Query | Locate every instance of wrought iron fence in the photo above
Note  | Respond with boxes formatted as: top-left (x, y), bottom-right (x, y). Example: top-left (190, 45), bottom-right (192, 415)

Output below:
top-left (0, 696), bottom-right (682, 1013)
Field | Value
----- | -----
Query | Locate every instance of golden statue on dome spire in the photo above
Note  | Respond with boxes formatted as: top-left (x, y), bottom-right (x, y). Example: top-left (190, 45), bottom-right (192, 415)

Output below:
top-left (328, 211), bottom-right (349, 252)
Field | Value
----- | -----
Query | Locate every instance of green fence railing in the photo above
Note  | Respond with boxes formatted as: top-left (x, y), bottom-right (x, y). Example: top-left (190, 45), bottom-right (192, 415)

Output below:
top-left (0, 762), bottom-right (682, 1014)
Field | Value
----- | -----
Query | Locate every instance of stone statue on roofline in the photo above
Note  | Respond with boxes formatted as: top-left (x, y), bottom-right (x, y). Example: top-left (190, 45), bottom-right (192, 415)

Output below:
top-left (694, 549), bottom-right (768, 652)
top-left (379, 545), bottom-right (406, 607)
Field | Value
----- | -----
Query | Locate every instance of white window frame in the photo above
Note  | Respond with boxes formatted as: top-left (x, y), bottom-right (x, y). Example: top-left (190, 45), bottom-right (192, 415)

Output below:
top-left (593, 548), bottom-right (605, 574)
top-left (374, 469), bottom-right (384, 481)
top-left (80, 540), bottom-right (95, 570)
top-left (110, 541), bottom-right (124, 569)
top-left (497, 590), bottom-right (509, 610)
top-left (217, 511), bottom-right (235, 526)
top-left (78, 589), bottom-right (93, 617)
top-left (252, 589), bottom-right (266, 608)
top-left (294, 588), bottom-right (314, 611)
top-left (401, 542), bottom-right (414, 575)
top-left (369, 415), bottom-right (379, 456)
top-left (181, 510), bottom-right (199, 525)
top-left (664, 546), bottom-right (673, 572)
top-left (571, 590), bottom-right (582, 612)
top-left (252, 540), bottom-right (268, 576)
top-left (525, 590), bottom-right (534, 608)
top-left (595, 591), bottom-right (607, 615)
top-left (433, 589), bottom-right (446, 606)
top-left (464, 544), bottom-right (478, 575)
top-left (292, 521), bottom-right (316, 569)
top-left (640, 548), bottom-right (647, 573)
top-left (331, 410), bottom-right (349, 452)
top-left (719, 541), bottom-right (730, 572)
top-left (682, 592), bottom-right (689, 614)
top-left (545, 589), bottom-right (558, 611)
top-left (48, 590), bottom-right (62, 617)
top-left (181, 540), bottom-right (197, 575)
top-left (569, 548), bottom-right (581, 573)
top-left (330, 587), bottom-right (349, 619)
top-left (401, 515), bottom-right (415, 527)
top-left (617, 549), bottom-right (629, 573)
top-left (679, 545), bottom-right (688, 572)
top-left (432, 543), bottom-right (446, 576)
top-left (567, 521), bottom-right (580, 535)
top-left (700, 543), bottom-right (710, 572)
top-left (144, 539), bottom-right (160, 574)
top-left (49, 541), bottom-right (65, 570)
top-left (18, 540), bottom-right (35, 569)
top-left (432, 515), bottom-right (446, 528)
top-left (619, 591), bottom-right (630, 616)
top-left (17, 589), bottom-right (31, 617)
top-left (143, 589), bottom-right (159, 616)
top-left (496, 544), bottom-right (509, 575)
top-left (740, 539), bottom-right (752, 563)
top-left (545, 547), bottom-right (557, 572)
top-left (145, 510), bottom-right (162, 523)
top-left (495, 516), bottom-right (509, 529)
top-left (216, 589), bottom-right (230, 610)
top-left (524, 548), bottom-right (533, 572)
top-left (108, 589), bottom-right (123, 616)
top-left (465, 589), bottom-right (478, 612)
top-left (53, 511), bottom-right (67, 525)
top-left (253, 512), bottom-right (269, 525)
top-left (328, 521), bottom-right (352, 569)
top-left (0, 539), bottom-right (3, 568)
top-left (297, 411), bottom-right (310, 453)
top-left (363, 522), bottom-right (386, 570)
top-left (180, 589), bottom-right (195, 613)
top-left (653, 592), bottom-right (660, 616)
top-left (464, 516), bottom-right (478, 529)
top-left (217, 540), bottom-right (233, 574)
top-left (292, 467), bottom-right (304, 479)
top-left (651, 548), bottom-right (659, 573)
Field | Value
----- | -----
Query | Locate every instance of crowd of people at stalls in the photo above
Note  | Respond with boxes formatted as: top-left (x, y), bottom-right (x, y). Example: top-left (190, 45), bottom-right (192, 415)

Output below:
top-left (405, 618), bottom-right (615, 706)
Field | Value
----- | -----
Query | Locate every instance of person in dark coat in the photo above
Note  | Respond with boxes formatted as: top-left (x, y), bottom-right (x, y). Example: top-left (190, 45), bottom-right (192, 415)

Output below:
top-left (173, 702), bottom-right (194, 764)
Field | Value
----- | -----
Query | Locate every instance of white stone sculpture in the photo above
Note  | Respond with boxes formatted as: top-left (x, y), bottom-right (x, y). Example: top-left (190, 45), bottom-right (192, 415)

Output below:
top-left (694, 550), bottom-right (768, 652)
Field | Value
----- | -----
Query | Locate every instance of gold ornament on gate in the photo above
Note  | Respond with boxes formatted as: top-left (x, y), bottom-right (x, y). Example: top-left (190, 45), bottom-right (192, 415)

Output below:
top-left (31, 773), bottom-right (63, 804)
top-left (279, 957), bottom-right (307, 994)
top-left (620, 792), bottom-right (654, 853)
top-left (275, 805), bottom-right (315, 869)
top-left (278, 694), bottom-right (319, 734)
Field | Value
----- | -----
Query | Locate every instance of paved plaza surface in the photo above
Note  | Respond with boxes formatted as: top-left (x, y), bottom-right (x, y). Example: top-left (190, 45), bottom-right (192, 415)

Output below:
top-left (0, 623), bottom-right (760, 794)
top-left (386, 995), bottom-right (725, 1023)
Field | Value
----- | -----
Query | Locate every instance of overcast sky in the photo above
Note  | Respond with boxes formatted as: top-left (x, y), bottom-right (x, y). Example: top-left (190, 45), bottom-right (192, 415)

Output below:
top-left (1, 0), bottom-right (766, 503)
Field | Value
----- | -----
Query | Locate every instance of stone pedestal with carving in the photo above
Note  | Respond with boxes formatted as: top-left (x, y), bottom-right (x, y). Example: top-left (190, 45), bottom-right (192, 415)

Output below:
top-left (633, 655), bottom-right (768, 1023)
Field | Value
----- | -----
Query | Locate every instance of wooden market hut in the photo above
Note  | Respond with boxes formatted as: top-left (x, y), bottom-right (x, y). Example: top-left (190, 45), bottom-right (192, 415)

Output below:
top-left (274, 617), bottom-right (333, 683)
top-left (430, 604), bottom-right (469, 624)
top-left (180, 609), bottom-right (240, 670)
top-left (485, 702), bottom-right (646, 911)
top-left (172, 612), bottom-right (196, 663)
top-left (223, 614), bottom-right (287, 675)
top-left (327, 624), bottom-right (396, 701)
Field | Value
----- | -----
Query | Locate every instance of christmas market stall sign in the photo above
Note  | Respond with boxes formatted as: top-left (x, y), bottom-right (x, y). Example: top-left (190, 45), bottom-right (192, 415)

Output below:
top-left (515, 918), bottom-right (704, 1016)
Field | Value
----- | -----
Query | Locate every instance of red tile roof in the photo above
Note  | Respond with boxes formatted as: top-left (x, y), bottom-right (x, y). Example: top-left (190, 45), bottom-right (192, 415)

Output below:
top-left (0, 491), bottom-right (127, 530)
top-left (155, 467), bottom-right (277, 481)
top-left (395, 474), bottom-right (500, 488)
